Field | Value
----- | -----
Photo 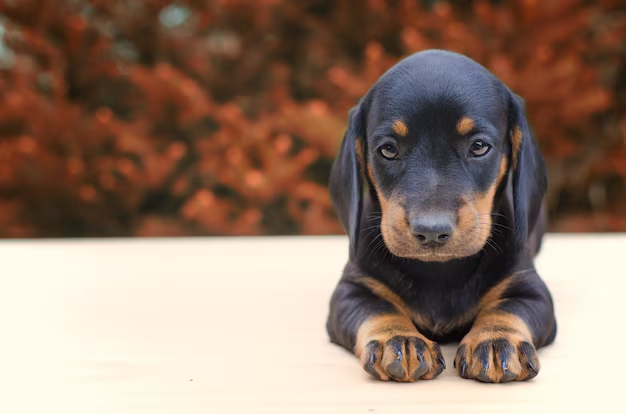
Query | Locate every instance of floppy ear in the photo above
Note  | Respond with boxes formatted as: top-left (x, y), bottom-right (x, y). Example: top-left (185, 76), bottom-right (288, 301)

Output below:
top-left (329, 104), bottom-right (366, 260)
top-left (508, 92), bottom-right (548, 253)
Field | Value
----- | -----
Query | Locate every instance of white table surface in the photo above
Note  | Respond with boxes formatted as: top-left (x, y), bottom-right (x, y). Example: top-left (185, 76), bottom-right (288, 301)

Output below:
top-left (1, 234), bottom-right (625, 414)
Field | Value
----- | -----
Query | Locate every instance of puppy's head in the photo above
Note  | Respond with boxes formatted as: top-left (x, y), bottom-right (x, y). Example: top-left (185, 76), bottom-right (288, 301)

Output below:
top-left (330, 50), bottom-right (546, 261)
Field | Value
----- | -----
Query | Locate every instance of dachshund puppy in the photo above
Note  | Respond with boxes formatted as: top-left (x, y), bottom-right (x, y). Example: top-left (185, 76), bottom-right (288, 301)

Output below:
top-left (327, 50), bottom-right (556, 383)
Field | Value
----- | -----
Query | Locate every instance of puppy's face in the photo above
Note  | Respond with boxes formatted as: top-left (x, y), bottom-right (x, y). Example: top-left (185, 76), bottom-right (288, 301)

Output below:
top-left (362, 53), bottom-right (512, 262)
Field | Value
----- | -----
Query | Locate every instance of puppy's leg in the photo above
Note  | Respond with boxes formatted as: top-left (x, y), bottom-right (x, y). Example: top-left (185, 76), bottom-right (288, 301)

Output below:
top-left (454, 269), bottom-right (557, 383)
top-left (327, 278), bottom-right (445, 382)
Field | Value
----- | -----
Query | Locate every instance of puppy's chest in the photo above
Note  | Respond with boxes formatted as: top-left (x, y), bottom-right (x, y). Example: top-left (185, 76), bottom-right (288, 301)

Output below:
top-left (405, 289), bottom-right (480, 341)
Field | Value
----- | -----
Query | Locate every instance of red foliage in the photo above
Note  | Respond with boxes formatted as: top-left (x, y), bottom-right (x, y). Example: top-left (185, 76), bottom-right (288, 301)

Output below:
top-left (0, 0), bottom-right (625, 237)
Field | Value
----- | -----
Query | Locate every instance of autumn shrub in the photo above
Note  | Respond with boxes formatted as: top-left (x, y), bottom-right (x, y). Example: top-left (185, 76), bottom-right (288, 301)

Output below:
top-left (0, 0), bottom-right (624, 237)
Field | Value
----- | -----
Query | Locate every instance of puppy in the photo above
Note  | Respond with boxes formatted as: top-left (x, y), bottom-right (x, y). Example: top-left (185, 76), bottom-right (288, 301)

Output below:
top-left (327, 49), bottom-right (556, 383)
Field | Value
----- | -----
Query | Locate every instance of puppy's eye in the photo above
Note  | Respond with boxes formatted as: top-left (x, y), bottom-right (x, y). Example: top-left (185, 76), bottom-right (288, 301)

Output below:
top-left (379, 144), bottom-right (398, 160)
top-left (469, 140), bottom-right (491, 157)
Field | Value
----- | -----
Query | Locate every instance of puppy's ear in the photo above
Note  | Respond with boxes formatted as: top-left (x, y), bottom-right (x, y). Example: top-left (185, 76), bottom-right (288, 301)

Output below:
top-left (329, 104), bottom-right (366, 259)
top-left (508, 92), bottom-right (548, 253)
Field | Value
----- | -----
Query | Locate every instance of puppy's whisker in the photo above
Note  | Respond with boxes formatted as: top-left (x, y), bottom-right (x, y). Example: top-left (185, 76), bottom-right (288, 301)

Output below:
top-left (360, 224), bottom-right (381, 234)
top-left (475, 213), bottom-right (513, 232)
top-left (364, 232), bottom-right (384, 254)
top-left (372, 235), bottom-right (388, 260)
top-left (481, 238), bottom-right (499, 255)
top-left (484, 233), bottom-right (504, 255)
top-left (490, 223), bottom-right (513, 232)
top-left (475, 222), bottom-right (502, 233)
top-left (476, 223), bottom-right (505, 241)
top-left (489, 212), bottom-right (508, 219)
top-left (473, 214), bottom-right (513, 233)
top-left (369, 237), bottom-right (379, 253)
top-left (470, 219), bottom-right (505, 255)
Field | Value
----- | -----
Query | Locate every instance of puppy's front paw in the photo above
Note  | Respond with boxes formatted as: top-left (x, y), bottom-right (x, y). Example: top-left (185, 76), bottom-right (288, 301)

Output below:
top-left (360, 335), bottom-right (445, 382)
top-left (454, 330), bottom-right (539, 383)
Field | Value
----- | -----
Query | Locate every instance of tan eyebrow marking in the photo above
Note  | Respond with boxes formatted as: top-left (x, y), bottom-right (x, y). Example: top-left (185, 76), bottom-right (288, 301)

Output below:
top-left (457, 117), bottom-right (475, 135)
top-left (392, 120), bottom-right (408, 137)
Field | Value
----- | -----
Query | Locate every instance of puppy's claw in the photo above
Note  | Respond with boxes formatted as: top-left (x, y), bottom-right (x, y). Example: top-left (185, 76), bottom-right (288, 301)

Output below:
top-left (476, 370), bottom-right (493, 383)
top-left (501, 369), bottom-right (517, 382)
top-left (460, 361), bottom-right (468, 378)
top-left (387, 361), bottom-right (405, 379)
top-left (526, 361), bottom-right (538, 379)
top-left (411, 362), bottom-right (429, 380)
top-left (500, 361), bottom-right (516, 382)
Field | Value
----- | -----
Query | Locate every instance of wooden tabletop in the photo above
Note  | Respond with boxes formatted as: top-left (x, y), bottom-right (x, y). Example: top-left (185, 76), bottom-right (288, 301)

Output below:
top-left (2, 234), bottom-right (625, 413)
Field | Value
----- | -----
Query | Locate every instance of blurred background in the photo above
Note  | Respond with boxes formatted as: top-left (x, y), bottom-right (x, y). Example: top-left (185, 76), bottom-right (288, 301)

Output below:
top-left (0, 0), bottom-right (625, 238)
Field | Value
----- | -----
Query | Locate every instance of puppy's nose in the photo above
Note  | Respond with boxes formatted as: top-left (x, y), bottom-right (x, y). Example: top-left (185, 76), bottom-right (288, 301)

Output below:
top-left (410, 214), bottom-right (454, 247)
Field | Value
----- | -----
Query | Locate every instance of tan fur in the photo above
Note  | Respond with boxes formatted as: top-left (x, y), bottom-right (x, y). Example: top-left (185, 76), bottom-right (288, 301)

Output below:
top-left (366, 164), bottom-right (375, 185)
top-left (378, 194), bottom-right (414, 257)
top-left (356, 277), bottom-right (412, 319)
top-left (454, 157), bottom-right (509, 258)
top-left (380, 183), bottom-right (496, 262)
top-left (457, 312), bottom-right (537, 382)
top-left (456, 117), bottom-right (475, 135)
top-left (355, 314), bottom-right (419, 379)
top-left (496, 157), bottom-right (508, 187)
top-left (354, 138), bottom-right (366, 182)
top-left (455, 272), bottom-right (539, 382)
top-left (471, 175), bottom-right (499, 243)
top-left (381, 196), bottom-right (492, 261)
top-left (476, 274), bottom-right (515, 312)
top-left (354, 314), bottom-right (418, 352)
top-left (367, 173), bottom-right (408, 257)
top-left (392, 120), bottom-right (409, 137)
top-left (355, 314), bottom-right (442, 382)
top-left (511, 126), bottom-right (522, 170)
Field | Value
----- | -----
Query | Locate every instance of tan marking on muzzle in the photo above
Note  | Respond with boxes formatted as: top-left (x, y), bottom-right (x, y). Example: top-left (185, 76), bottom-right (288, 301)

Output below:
top-left (456, 158), bottom-right (506, 254)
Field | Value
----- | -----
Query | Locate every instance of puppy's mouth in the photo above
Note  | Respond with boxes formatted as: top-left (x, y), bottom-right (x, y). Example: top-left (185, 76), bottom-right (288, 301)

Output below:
top-left (381, 218), bottom-right (490, 262)
top-left (404, 249), bottom-right (475, 262)
top-left (383, 235), bottom-right (486, 262)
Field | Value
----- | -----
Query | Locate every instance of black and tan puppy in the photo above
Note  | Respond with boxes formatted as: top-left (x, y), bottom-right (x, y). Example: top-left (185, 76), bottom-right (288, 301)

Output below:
top-left (327, 50), bottom-right (556, 383)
